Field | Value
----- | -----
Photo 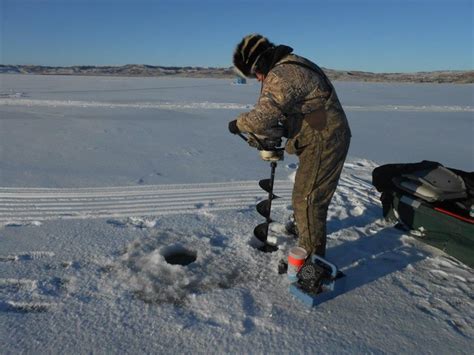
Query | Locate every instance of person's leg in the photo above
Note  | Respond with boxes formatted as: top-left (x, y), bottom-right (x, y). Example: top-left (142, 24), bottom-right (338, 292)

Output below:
top-left (293, 133), bottom-right (350, 256)
top-left (292, 133), bottom-right (322, 255)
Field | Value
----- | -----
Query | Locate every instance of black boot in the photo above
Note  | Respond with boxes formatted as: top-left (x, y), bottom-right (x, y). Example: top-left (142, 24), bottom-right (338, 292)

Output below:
top-left (285, 214), bottom-right (299, 238)
top-left (278, 259), bottom-right (288, 274)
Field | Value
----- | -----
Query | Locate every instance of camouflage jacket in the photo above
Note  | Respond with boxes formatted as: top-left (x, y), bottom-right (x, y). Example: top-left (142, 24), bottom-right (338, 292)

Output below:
top-left (236, 54), bottom-right (351, 154)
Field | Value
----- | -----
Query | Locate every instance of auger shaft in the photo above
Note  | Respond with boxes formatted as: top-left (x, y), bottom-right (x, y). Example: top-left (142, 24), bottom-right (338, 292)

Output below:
top-left (266, 161), bottom-right (277, 223)
top-left (254, 161), bottom-right (280, 252)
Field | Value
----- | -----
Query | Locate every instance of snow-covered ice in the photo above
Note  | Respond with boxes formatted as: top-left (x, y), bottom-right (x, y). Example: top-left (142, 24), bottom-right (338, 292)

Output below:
top-left (0, 75), bottom-right (472, 353)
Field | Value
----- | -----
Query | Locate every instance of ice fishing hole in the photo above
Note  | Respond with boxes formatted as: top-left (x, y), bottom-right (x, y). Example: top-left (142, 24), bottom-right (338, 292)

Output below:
top-left (162, 245), bottom-right (197, 266)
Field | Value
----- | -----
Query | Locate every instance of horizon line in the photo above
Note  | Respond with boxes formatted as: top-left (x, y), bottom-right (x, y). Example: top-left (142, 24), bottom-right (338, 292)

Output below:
top-left (1, 63), bottom-right (473, 75)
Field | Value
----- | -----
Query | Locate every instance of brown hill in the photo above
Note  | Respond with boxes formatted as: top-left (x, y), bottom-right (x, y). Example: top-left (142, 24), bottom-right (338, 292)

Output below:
top-left (1, 64), bottom-right (472, 83)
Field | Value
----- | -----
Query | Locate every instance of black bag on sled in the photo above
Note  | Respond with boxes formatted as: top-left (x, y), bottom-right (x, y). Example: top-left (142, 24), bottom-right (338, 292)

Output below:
top-left (372, 161), bottom-right (474, 267)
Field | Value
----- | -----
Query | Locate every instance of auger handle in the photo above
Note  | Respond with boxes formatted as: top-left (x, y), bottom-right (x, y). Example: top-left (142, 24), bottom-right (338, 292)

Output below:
top-left (237, 132), bottom-right (249, 143)
top-left (237, 132), bottom-right (272, 152)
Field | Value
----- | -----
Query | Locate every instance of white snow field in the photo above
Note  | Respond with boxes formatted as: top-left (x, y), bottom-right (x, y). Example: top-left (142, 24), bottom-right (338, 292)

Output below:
top-left (0, 75), bottom-right (473, 354)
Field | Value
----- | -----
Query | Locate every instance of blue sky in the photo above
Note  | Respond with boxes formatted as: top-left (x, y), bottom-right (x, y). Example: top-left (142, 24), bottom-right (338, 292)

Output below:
top-left (1, 0), bottom-right (472, 72)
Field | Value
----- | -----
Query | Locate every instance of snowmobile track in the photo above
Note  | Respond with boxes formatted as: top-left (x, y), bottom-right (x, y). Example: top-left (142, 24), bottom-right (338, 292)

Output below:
top-left (0, 180), bottom-right (293, 223)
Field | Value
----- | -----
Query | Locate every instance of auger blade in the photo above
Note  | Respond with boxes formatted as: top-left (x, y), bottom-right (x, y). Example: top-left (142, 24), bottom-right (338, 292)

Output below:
top-left (253, 222), bottom-right (269, 243)
top-left (256, 200), bottom-right (271, 218)
top-left (253, 223), bottom-right (278, 253)
top-left (258, 179), bottom-right (272, 193)
top-left (258, 180), bottom-right (280, 199)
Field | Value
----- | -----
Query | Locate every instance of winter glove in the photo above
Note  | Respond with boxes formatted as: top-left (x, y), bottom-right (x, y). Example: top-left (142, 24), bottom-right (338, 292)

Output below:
top-left (228, 120), bottom-right (240, 134)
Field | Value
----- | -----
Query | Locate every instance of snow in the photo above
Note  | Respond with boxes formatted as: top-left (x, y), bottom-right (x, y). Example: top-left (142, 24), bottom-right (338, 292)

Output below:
top-left (0, 75), bottom-right (473, 353)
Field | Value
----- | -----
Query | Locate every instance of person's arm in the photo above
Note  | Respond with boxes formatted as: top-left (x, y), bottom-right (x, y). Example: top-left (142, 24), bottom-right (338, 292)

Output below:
top-left (236, 72), bottom-right (297, 135)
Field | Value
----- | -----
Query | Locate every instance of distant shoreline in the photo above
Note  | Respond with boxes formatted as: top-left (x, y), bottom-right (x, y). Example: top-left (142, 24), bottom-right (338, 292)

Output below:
top-left (1, 64), bottom-right (473, 84)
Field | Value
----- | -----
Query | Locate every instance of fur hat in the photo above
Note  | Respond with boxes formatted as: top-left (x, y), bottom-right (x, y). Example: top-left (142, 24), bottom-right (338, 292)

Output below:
top-left (233, 34), bottom-right (275, 78)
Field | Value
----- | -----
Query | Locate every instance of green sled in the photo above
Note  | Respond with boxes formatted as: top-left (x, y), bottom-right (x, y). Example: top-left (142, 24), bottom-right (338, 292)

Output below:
top-left (383, 191), bottom-right (474, 268)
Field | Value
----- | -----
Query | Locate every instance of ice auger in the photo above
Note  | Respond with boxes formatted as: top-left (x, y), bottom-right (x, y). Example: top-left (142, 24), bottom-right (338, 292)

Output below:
top-left (237, 129), bottom-right (285, 252)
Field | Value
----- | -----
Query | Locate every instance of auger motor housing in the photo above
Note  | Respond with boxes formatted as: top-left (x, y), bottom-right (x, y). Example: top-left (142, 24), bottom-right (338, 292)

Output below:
top-left (246, 127), bottom-right (285, 162)
top-left (259, 147), bottom-right (284, 162)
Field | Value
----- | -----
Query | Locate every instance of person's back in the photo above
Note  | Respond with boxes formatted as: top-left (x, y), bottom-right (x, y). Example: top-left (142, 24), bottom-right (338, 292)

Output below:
top-left (262, 52), bottom-right (350, 149)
